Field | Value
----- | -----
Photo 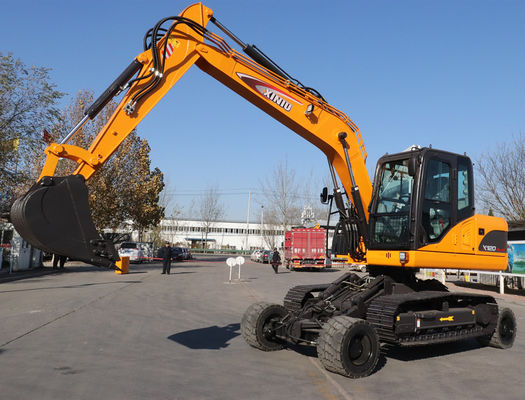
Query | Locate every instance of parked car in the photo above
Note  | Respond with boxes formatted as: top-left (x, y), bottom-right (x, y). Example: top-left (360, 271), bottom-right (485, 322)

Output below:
top-left (118, 242), bottom-right (144, 263)
top-left (250, 250), bottom-right (261, 262)
top-left (171, 247), bottom-right (184, 261)
top-left (256, 250), bottom-right (266, 262)
top-left (261, 250), bottom-right (271, 263)
top-left (178, 247), bottom-right (192, 260)
top-left (140, 242), bottom-right (154, 263)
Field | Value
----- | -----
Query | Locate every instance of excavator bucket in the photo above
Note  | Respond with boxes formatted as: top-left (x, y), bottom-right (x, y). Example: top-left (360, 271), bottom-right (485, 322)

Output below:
top-left (10, 175), bottom-right (119, 269)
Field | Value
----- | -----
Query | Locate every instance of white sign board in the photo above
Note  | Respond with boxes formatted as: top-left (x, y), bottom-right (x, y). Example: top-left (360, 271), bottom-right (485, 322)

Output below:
top-left (226, 256), bottom-right (245, 282)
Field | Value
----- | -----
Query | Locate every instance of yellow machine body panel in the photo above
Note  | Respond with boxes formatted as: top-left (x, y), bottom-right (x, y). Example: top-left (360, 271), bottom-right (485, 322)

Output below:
top-left (367, 214), bottom-right (508, 270)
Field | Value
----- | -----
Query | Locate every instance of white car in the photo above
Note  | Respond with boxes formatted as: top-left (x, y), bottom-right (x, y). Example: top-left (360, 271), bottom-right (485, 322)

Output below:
top-left (250, 249), bottom-right (262, 262)
top-left (118, 242), bottom-right (144, 263)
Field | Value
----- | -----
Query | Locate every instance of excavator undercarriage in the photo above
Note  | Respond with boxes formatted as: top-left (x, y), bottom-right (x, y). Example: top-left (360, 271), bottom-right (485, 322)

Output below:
top-left (7, 2), bottom-right (517, 380)
top-left (241, 270), bottom-right (516, 378)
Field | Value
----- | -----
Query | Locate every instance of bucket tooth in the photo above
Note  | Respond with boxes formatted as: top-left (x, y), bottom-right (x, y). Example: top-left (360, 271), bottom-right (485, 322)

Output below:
top-left (10, 175), bottom-right (119, 268)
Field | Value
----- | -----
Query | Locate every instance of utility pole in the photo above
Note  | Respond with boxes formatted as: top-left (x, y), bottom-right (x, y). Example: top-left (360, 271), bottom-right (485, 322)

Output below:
top-left (244, 191), bottom-right (251, 251)
top-left (260, 205), bottom-right (264, 248)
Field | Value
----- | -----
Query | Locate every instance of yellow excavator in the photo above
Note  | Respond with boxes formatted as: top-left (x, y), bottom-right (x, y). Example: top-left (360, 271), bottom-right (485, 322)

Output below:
top-left (10, 3), bottom-right (516, 378)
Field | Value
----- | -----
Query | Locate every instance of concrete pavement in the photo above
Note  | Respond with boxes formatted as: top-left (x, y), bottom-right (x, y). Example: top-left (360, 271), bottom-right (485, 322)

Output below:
top-left (0, 256), bottom-right (523, 400)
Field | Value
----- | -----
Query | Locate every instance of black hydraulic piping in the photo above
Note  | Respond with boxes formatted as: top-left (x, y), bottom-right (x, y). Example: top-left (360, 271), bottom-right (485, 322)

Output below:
top-left (210, 16), bottom-right (289, 80)
top-left (338, 132), bottom-right (369, 244)
top-left (327, 158), bottom-right (348, 219)
top-left (61, 59), bottom-right (143, 144)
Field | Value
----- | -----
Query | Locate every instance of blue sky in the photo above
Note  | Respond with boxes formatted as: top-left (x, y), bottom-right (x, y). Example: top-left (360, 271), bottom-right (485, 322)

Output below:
top-left (1, 0), bottom-right (523, 221)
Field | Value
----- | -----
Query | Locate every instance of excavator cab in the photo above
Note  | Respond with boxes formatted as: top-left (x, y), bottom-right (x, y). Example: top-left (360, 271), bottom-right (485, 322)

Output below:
top-left (368, 147), bottom-right (475, 251)
top-left (10, 175), bottom-right (119, 268)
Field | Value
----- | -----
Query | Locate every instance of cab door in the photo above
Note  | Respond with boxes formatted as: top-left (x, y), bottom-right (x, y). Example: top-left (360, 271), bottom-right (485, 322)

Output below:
top-left (416, 151), bottom-right (474, 248)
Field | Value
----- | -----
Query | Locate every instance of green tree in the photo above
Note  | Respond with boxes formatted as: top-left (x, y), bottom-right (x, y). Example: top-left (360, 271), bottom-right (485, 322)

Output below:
top-left (41, 90), bottom-right (165, 233)
top-left (0, 53), bottom-right (63, 211)
top-left (121, 137), bottom-right (165, 240)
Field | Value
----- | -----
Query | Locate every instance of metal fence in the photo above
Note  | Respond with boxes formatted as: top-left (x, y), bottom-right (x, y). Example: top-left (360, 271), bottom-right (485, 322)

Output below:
top-left (422, 268), bottom-right (524, 294)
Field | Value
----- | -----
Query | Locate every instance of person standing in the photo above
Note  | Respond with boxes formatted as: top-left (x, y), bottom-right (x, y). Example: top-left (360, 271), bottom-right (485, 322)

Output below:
top-left (270, 248), bottom-right (281, 274)
top-left (52, 254), bottom-right (67, 269)
top-left (161, 242), bottom-right (172, 275)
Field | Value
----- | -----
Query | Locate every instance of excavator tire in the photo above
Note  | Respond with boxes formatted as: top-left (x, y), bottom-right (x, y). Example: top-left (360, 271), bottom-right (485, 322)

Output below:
top-left (317, 316), bottom-right (380, 378)
top-left (241, 302), bottom-right (287, 351)
top-left (476, 307), bottom-right (517, 349)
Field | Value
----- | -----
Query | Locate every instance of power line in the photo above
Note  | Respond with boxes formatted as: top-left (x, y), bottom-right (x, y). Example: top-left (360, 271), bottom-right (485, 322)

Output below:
top-left (166, 191), bottom-right (320, 200)
top-left (166, 187), bottom-right (257, 193)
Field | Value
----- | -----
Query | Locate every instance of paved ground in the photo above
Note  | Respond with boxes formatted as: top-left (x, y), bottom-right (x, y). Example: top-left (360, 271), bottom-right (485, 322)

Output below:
top-left (0, 256), bottom-right (523, 400)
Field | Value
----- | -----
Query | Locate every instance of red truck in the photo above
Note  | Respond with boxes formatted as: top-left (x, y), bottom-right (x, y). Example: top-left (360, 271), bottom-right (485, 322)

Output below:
top-left (284, 227), bottom-right (327, 270)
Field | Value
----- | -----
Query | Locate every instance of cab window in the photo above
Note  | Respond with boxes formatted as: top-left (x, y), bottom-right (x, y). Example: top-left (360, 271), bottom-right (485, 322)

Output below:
top-left (372, 159), bottom-right (413, 245)
top-left (376, 160), bottom-right (413, 214)
top-left (422, 159), bottom-right (451, 242)
top-left (457, 158), bottom-right (472, 220)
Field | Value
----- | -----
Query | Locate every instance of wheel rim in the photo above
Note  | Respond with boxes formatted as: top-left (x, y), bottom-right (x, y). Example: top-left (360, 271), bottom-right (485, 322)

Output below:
top-left (499, 313), bottom-right (515, 344)
top-left (348, 333), bottom-right (372, 366)
top-left (262, 314), bottom-right (281, 341)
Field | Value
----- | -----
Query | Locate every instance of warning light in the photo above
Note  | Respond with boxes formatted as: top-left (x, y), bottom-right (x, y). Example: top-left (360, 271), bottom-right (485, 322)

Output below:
top-left (305, 104), bottom-right (314, 115)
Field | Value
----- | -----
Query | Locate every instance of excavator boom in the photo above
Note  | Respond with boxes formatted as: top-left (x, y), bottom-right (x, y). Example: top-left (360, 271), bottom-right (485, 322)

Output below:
top-left (11, 3), bottom-right (372, 267)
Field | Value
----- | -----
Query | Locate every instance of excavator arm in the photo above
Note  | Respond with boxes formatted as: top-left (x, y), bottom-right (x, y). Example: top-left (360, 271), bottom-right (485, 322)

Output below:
top-left (11, 3), bottom-right (372, 268)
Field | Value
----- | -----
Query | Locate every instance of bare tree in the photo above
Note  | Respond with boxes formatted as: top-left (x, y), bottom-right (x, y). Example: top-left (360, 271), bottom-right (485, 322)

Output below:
top-left (260, 207), bottom-right (279, 249)
top-left (159, 176), bottom-right (184, 218)
top-left (301, 168), bottom-right (332, 226)
top-left (260, 158), bottom-right (301, 233)
top-left (476, 133), bottom-right (525, 220)
top-left (199, 186), bottom-right (225, 249)
top-left (150, 177), bottom-right (184, 247)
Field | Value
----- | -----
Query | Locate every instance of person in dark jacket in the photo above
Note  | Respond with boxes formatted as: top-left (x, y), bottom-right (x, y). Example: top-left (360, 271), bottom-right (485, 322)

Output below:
top-left (270, 248), bottom-right (281, 274)
top-left (161, 242), bottom-right (172, 274)
top-left (52, 254), bottom-right (67, 269)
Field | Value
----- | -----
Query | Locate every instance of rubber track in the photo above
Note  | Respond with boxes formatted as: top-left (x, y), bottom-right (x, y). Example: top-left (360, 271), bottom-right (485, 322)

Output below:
top-left (367, 292), bottom-right (496, 346)
top-left (283, 284), bottom-right (330, 312)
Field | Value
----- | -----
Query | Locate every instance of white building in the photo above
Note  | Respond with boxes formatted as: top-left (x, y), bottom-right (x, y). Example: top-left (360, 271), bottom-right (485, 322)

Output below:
top-left (155, 218), bottom-right (285, 251)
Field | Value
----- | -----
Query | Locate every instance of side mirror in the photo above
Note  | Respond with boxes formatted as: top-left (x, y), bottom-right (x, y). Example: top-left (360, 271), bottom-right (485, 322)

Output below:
top-left (408, 157), bottom-right (418, 177)
top-left (320, 187), bottom-right (329, 204)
